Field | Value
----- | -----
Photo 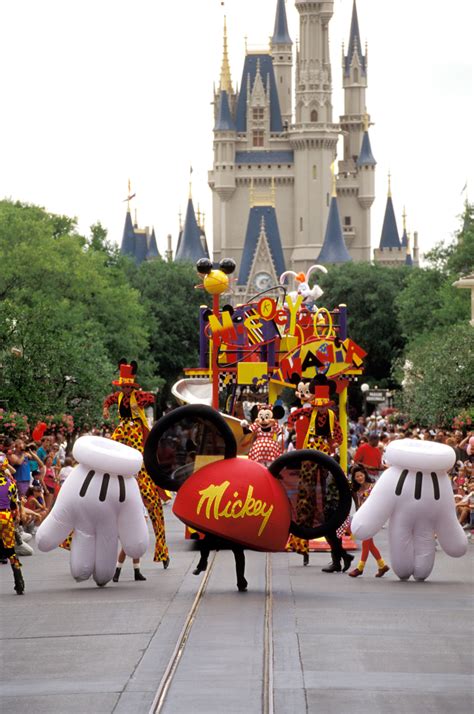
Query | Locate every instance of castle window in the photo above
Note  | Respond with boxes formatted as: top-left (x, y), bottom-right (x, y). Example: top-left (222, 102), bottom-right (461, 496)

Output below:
top-left (344, 216), bottom-right (351, 226)
top-left (253, 130), bottom-right (264, 147)
top-left (252, 107), bottom-right (264, 121)
top-left (353, 68), bottom-right (359, 83)
top-left (312, 165), bottom-right (317, 179)
top-left (300, 217), bottom-right (303, 231)
top-left (310, 109), bottom-right (318, 122)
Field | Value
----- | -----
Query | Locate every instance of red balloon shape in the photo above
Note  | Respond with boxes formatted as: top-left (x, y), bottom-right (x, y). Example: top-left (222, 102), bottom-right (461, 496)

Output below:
top-left (173, 458), bottom-right (291, 552)
top-left (32, 422), bottom-right (48, 441)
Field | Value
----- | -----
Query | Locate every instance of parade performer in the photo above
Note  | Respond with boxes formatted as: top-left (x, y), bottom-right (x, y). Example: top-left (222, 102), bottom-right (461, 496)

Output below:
top-left (241, 404), bottom-right (285, 467)
top-left (36, 436), bottom-right (149, 586)
top-left (286, 378), bottom-right (353, 572)
top-left (351, 439), bottom-right (468, 581)
top-left (0, 454), bottom-right (25, 594)
top-left (348, 465), bottom-right (389, 578)
top-left (103, 360), bottom-right (169, 568)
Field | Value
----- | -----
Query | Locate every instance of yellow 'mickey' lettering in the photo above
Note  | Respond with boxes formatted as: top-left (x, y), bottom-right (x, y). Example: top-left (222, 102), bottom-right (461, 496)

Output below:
top-left (196, 481), bottom-right (274, 536)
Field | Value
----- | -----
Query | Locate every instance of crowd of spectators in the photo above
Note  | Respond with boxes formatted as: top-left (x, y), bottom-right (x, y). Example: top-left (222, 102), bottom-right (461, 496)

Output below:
top-left (0, 432), bottom-right (77, 560)
top-left (1, 411), bottom-right (473, 565)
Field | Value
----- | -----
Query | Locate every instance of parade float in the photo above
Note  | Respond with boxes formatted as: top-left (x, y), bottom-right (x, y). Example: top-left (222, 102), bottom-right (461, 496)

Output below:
top-left (144, 259), bottom-right (367, 552)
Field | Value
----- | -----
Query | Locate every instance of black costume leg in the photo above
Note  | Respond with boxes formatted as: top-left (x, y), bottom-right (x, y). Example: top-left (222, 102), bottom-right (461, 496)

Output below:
top-left (232, 546), bottom-right (247, 591)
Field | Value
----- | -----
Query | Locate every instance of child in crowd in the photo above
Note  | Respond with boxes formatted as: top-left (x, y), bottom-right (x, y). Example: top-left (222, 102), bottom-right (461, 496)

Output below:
top-left (348, 464), bottom-right (390, 578)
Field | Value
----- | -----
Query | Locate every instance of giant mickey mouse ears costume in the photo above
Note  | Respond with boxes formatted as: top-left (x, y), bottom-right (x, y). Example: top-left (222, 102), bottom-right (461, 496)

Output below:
top-left (144, 405), bottom-right (351, 551)
top-left (144, 405), bottom-right (351, 548)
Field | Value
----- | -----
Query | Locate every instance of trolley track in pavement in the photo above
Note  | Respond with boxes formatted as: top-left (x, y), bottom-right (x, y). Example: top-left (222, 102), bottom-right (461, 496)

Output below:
top-left (148, 551), bottom-right (275, 714)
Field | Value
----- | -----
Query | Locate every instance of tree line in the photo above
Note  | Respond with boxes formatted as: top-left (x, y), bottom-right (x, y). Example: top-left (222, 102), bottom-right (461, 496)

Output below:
top-left (0, 199), bottom-right (472, 432)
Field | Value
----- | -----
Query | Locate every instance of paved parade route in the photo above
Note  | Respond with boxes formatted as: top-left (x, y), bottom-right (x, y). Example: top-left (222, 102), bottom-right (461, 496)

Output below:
top-left (1, 507), bottom-right (473, 714)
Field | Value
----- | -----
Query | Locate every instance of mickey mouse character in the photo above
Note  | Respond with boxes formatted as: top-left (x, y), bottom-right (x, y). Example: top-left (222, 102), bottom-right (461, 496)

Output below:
top-left (241, 403), bottom-right (285, 467)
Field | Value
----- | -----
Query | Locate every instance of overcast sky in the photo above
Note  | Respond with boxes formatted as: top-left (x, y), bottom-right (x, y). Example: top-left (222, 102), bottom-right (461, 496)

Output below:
top-left (1, 0), bottom-right (472, 259)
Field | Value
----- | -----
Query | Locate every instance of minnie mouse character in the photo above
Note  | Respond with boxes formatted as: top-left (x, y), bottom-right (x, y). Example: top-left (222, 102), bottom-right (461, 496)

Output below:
top-left (241, 404), bottom-right (285, 467)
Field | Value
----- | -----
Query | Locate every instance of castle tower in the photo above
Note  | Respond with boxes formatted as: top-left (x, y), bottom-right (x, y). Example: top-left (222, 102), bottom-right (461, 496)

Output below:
top-left (373, 174), bottom-right (405, 266)
top-left (317, 168), bottom-right (352, 264)
top-left (336, 0), bottom-right (374, 261)
top-left (270, 0), bottom-right (293, 127)
top-left (175, 185), bottom-right (209, 263)
top-left (289, 1), bottom-right (341, 271)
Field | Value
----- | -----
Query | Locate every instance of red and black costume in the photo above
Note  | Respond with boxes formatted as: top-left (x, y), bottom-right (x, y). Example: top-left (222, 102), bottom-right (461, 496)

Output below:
top-left (103, 362), bottom-right (169, 565)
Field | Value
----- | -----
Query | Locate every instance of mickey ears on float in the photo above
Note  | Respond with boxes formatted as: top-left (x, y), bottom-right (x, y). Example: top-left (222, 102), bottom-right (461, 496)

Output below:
top-left (143, 405), bottom-right (237, 492)
top-left (196, 258), bottom-right (213, 275)
top-left (268, 449), bottom-right (352, 540)
top-left (196, 258), bottom-right (236, 275)
top-left (219, 258), bottom-right (236, 275)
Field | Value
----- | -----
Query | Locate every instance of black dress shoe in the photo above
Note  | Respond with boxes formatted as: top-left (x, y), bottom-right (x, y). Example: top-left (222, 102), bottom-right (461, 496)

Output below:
top-left (321, 561), bottom-right (342, 573)
top-left (134, 569), bottom-right (147, 581)
top-left (342, 553), bottom-right (355, 572)
top-left (303, 553), bottom-right (309, 566)
top-left (162, 558), bottom-right (170, 570)
top-left (112, 567), bottom-right (121, 583)
top-left (193, 560), bottom-right (207, 575)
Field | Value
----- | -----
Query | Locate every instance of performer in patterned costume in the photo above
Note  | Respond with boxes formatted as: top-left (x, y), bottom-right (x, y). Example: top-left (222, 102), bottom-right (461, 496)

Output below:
top-left (103, 360), bottom-right (169, 570)
top-left (286, 379), bottom-right (353, 572)
top-left (0, 454), bottom-right (25, 594)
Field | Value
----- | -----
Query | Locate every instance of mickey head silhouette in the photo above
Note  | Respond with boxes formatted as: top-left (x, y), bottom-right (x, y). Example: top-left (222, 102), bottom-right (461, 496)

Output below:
top-left (144, 405), bottom-right (351, 552)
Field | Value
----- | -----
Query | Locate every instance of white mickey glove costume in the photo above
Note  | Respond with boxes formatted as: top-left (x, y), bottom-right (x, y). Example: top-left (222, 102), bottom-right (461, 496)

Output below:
top-left (37, 436), bottom-right (149, 586)
top-left (351, 439), bottom-right (468, 581)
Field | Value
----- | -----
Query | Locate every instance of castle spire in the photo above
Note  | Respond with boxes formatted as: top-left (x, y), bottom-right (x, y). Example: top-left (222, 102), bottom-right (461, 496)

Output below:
top-left (272, 0), bottom-right (292, 45)
top-left (175, 195), bottom-right (209, 263)
top-left (219, 16), bottom-right (233, 95)
top-left (379, 178), bottom-right (401, 249)
top-left (344, 0), bottom-right (366, 77)
top-left (317, 193), bottom-right (352, 264)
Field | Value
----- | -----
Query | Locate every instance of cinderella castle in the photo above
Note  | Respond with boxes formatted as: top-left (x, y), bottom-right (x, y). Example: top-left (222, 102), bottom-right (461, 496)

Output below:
top-left (121, 0), bottom-right (419, 294)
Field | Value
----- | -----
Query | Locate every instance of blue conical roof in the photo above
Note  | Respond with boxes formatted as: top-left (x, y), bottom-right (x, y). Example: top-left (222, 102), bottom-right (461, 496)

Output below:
top-left (238, 205), bottom-right (286, 285)
top-left (215, 90), bottom-right (236, 131)
top-left (175, 198), bottom-right (209, 263)
top-left (405, 253), bottom-right (413, 267)
top-left (400, 227), bottom-right (408, 248)
top-left (317, 196), bottom-right (352, 264)
top-left (272, 0), bottom-right (292, 44)
top-left (379, 196), bottom-right (401, 249)
top-left (134, 230), bottom-right (148, 265)
top-left (357, 131), bottom-right (376, 166)
top-left (120, 210), bottom-right (136, 259)
top-left (344, 0), bottom-right (366, 77)
top-left (146, 228), bottom-right (160, 260)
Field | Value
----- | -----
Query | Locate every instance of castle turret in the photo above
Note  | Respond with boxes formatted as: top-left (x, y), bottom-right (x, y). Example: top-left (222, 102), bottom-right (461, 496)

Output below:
top-left (175, 189), bottom-right (209, 263)
top-left (336, 1), bottom-right (373, 262)
top-left (317, 169), bottom-right (352, 264)
top-left (209, 18), bottom-right (237, 262)
top-left (270, 0), bottom-right (293, 128)
top-left (374, 174), bottom-right (405, 266)
top-left (289, 1), bottom-right (340, 272)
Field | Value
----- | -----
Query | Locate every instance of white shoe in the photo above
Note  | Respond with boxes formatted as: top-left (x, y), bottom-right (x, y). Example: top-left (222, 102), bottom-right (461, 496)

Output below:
top-left (15, 542), bottom-right (34, 556)
top-left (20, 531), bottom-right (33, 542)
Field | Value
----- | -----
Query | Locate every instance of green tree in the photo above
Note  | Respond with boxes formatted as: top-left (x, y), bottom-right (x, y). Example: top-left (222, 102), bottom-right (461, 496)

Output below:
top-left (0, 199), bottom-right (150, 426)
top-left (131, 259), bottom-right (210, 405)
top-left (318, 263), bottom-right (408, 382)
top-left (396, 205), bottom-right (472, 342)
top-left (393, 324), bottom-right (474, 428)
top-left (0, 199), bottom-right (148, 363)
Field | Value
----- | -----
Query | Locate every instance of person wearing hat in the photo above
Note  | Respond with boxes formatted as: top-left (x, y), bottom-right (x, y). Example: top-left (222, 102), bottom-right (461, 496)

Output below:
top-left (286, 376), bottom-right (354, 573)
top-left (103, 360), bottom-right (169, 575)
